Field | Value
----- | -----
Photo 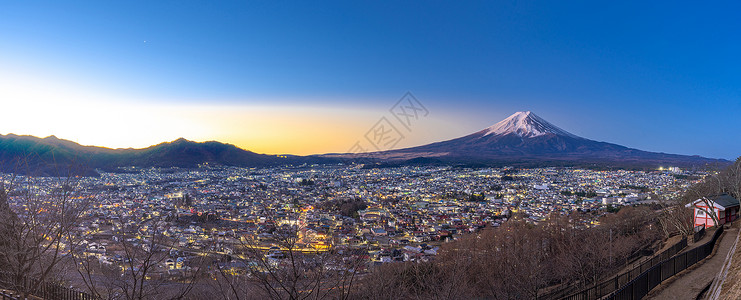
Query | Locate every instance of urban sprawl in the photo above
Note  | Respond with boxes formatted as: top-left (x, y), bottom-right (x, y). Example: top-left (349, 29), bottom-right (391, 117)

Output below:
top-left (3, 165), bottom-right (704, 279)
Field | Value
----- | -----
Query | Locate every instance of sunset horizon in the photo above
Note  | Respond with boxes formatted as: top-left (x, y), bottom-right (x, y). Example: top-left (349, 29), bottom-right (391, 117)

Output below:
top-left (2, 2), bottom-right (740, 159)
top-left (3, 2), bottom-right (741, 300)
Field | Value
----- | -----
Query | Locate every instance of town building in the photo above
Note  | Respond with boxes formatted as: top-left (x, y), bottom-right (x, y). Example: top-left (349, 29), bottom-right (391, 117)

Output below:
top-left (686, 194), bottom-right (740, 228)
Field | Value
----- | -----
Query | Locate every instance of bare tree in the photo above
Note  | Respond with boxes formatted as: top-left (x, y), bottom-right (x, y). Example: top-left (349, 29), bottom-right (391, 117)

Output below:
top-left (683, 171), bottom-right (728, 228)
top-left (212, 203), bottom-right (362, 300)
top-left (655, 161), bottom-right (741, 236)
top-left (72, 209), bottom-right (205, 300)
top-left (0, 171), bottom-right (88, 298)
top-left (657, 195), bottom-right (695, 238)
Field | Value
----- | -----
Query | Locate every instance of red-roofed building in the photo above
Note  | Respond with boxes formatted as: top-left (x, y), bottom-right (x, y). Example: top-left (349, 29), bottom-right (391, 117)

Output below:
top-left (685, 194), bottom-right (740, 228)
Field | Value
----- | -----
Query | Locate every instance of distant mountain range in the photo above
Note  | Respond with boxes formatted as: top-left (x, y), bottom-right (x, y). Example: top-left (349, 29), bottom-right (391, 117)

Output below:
top-left (0, 111), bottom-right (730, 176)
top-left (0, 134), bottom-right (330, 176)
top-left (322, 111), bottom-right (730, 169)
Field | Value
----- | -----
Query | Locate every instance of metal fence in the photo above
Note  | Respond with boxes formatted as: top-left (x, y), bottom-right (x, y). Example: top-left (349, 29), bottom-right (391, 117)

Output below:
top-left (0, 290), bottom-right (18, 300)
top-left (606, 226), bottom-right (725, 300)
top-left (0, 272), bottom-right (96, 300)
top-left (559, 236), bottom-right (688, 300)
top-left (694, 225), bottom-right (707, 243)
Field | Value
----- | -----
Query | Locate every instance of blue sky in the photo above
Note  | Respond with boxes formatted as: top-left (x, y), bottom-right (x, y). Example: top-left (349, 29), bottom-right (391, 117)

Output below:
top-left (1, 1), bottom-right (739, 159)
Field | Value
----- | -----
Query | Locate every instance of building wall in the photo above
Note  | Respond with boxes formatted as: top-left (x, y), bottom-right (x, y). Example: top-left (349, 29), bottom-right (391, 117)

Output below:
top-left (693, 204), bottom-right (723, 228)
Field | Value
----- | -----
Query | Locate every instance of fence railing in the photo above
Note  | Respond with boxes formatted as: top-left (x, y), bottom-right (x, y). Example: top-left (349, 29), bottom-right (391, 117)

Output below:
top-left (0, 272), bottom-right (96, 300)
top-left (694, 225), bottom-right (706, 243)
top-left (558, 236), bottom-right (688, 300)
top-left (606, 226), bottom-right (725, 300)
top-left (0, 290), bottom-right (18, 300)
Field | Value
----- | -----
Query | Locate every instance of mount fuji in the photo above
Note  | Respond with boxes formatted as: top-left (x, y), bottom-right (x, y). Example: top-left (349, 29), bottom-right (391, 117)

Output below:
top-left (482, 111), bottom-right (579, 138)
top-left (327, 111), bottom-right (728, 168)
top-left (0, 111), bottom-right (728, 175)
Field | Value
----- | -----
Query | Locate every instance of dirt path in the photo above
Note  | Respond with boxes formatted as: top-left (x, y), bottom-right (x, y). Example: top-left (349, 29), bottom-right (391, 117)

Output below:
top-left (716, 226), bottom-right (741, 299)
top-left (646, 227), bottom-right (739, 300)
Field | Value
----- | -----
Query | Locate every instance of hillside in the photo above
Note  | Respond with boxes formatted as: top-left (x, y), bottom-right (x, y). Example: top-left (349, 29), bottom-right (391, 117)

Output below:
top-left (0, 134), bottom-right (329, 176)
top-left (323, 111), bottom-right (729, 169)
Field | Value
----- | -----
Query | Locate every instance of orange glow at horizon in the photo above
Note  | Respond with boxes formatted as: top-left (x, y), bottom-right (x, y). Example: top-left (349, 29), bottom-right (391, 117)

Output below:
top-left (184, 105), bottom-right (381, 155)
top-left (0, 67), bottom-right (467, 155)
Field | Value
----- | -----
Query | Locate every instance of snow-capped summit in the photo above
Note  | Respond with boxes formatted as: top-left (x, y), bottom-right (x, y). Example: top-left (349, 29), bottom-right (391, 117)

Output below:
top-left (325, 110), bottom-right (728, 169)
top-left (484, 111), bottom-right (578, 138)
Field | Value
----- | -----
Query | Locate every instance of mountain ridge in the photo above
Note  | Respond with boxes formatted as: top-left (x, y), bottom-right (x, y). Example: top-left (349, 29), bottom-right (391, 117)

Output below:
top-left (0, 134), bottom-right (331, 176)
top-left (482, 111), bottom-right (580, 138)
top-left (322, 111), bottom-right (730, 169)
top-left (0, 111), bottom-right (731, 175)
